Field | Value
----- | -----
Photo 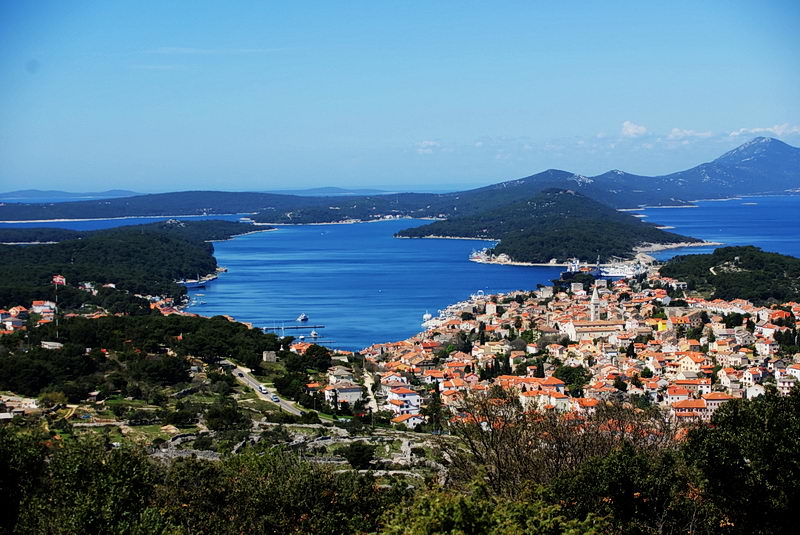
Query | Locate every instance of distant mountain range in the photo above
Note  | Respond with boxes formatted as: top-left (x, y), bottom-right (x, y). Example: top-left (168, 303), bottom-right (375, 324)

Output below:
top-left (0, 137), bottom-right (797, 223)
top-left (0, 189), bottom-right (140, 202)
top-left (266, 186), bottom-right (391, 196)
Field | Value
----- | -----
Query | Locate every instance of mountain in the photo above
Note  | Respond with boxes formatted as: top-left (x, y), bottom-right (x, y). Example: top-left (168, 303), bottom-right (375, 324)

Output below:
top-left (655, 137), bottom-right (800, 198)
top-left (0, 137), bottom-right (796, 222)
top-left (397, 189), bottom-right (700, 263)
top-left (266, 186), bottom-right (391, 196)
top-left (0, 189), bottom-right (140, 202)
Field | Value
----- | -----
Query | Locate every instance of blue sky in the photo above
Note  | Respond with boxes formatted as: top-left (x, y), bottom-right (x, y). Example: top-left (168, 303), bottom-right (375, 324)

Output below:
top-left (1, 1), bottom-right (798, 192)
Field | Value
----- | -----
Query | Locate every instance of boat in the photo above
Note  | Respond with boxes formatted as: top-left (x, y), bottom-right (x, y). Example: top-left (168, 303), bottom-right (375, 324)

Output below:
top-left (599, 262), bottom-right (649, 278)
top-left (296, 313), bottom-right (309, 322)
top-left (177, 278), bottom-right (205, 289)
top-left (560, 257), bottom-right (601, 280)
top-left (310, 330), bottom-right (319, 338)
top-left (177, 272), bottom-right (218, 288)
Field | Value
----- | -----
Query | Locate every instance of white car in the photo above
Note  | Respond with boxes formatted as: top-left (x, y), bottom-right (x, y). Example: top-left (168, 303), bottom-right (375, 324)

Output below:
top-left (258, 385), bottom-right (268, 394)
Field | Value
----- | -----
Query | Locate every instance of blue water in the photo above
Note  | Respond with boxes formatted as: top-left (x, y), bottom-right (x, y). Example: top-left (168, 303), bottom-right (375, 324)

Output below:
top-left (638, 195), bottom-right (800, 261)
top-left (184, 221), bottom-right (561, 350)
top-left (1, 194), bottom-right (798, 350)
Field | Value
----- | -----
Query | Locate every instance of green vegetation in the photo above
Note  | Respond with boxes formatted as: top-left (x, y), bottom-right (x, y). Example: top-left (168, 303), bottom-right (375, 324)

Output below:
top-left (0, 228), bottom-right (82, 243)
top-left (397, 189), bottom-right (699, 262)
top-left (2, 390), bottom-right (798, 534)
top-left (0, 220), bottom-right (262, 310)
top-left (0, 314), bottom-right (285, 401)
top-left (660, 245), bottom-right (800, 304)
top-left (0, 431), bottom-right (408, 535)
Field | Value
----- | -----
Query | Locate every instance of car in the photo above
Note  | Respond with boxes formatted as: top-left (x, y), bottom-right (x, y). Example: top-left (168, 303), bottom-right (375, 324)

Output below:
top-left (271, 394), bottom-right (280, 402)
top-left (237, 372), bottom-right (244, 377)
top-left (258, 385), bottom-right (268, 394)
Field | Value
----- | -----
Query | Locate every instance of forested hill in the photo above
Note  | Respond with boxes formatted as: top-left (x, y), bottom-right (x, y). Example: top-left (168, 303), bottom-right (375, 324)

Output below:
top-left (0, 137), bottom-right (797, 222)
top-left (0, 220), bottom-right (264, 311)
top-left (0, 219), bottom-right (263, 245)
top-left (397, 189), bottom-right (700, 263)
top-left (659, 246), bottom-right (800, 304)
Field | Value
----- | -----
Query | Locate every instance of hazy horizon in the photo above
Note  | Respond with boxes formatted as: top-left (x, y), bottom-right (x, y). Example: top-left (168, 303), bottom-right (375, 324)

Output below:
top-left (1, 1), bottom-right (798, 192)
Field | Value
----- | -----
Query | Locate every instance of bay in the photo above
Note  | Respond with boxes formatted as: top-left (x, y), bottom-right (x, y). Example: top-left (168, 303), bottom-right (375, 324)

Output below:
top-left (2, 193), bottom-right (797, 351)
top-left (184, 220), bottom-right (561, 351)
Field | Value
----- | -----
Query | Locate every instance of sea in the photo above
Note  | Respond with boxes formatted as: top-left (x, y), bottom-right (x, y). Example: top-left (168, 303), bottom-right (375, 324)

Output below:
top-left (1, 194), bottom-right (798, 350)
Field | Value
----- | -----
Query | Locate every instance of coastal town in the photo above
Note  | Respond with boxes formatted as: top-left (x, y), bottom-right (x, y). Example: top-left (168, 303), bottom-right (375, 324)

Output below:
top-left (3, 263), bottom-right (798, 434)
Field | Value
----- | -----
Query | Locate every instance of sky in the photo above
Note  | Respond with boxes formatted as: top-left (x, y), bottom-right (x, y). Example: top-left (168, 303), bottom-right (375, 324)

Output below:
top-left (1, 1), bottom-right (798, 193)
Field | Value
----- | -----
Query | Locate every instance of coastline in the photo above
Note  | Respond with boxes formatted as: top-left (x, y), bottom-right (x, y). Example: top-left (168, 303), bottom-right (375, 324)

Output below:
top-left (255, 216), bottom-right (443, 226)
top-left (633, 241), bottom-right (722, 254)
top-left (0, 241), bottom-right (59, 245)
top-left (0, 212), bottom-right (255, 224)
top-left (395, 234), bottom-right (499, 242)
top-left (468, 240), bottom-right (723, 268)
top-left (207, 228), bottom-right (278, 242)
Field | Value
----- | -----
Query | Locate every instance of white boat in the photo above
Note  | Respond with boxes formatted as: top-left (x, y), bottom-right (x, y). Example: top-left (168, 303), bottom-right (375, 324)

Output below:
top-left (310, 330), bottom-right (319, 338)
top-left (599, 262), bottom-right (649, 278)
top-left (296, 313), bottom-right (309, 322)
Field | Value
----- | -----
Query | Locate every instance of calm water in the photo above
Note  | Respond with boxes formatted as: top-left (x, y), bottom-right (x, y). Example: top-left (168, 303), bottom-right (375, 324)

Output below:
top-left (639, 195), bottom-right (800, 260)
top-left (185, 221), bottom-right (561, 350)
top-left (1, 194), bottom-right (798, 350)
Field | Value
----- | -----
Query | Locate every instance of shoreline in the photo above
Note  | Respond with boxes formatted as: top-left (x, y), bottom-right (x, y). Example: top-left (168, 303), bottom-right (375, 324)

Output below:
top-left (0, 241), bottom-right (59, 245)
top-left (468, 240), bottom-right (723, 268)
top-left (395, 234), bottom-right (499, 242)
top-left (207, 228), bottom-right (278, 242)
top-left (0, 212), bottom-right (255, 224)
top-left (255, 216), bottom-right (443, 226)
top-left (633, 240), bottom-right (722, 254)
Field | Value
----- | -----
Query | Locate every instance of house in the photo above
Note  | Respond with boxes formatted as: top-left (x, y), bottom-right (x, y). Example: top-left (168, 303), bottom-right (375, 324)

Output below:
top-left (676, 353), bottom-right (707, 374)
top-left (666, 386), bottom-right (690, 405)
top-left (327, 366), bottom-right (355, 384)
top-left (391, 413), bottom-right (425, 428)
top-left (386, 387), bottom-right (422, 415)
top-left (323, 382), bottom-right (363, 406)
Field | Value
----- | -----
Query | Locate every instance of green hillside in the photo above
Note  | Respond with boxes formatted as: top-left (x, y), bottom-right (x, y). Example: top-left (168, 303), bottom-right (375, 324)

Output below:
top-left (396, 189), bottom-right (700, 263)
top-left (0, 220), bottom-right (263, 311)
top-left (660, 246), bottom-right (800, 304)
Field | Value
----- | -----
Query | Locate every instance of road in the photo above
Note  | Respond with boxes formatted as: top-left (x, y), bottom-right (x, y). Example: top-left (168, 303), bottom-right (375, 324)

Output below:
top-left (362, 368), bottom-right (379, 412)
top-left (231, 364), bottom-right (303, 416)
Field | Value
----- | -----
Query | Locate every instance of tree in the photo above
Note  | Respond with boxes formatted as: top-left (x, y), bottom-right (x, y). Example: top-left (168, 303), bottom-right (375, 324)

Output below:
top-left (685, 390), bottom-right (800, 534)
top-left (204, 399), bottom-right (250, 431)
top-left (380, 482), bottom-right (606, 534)
top-left (613, 376), bottom-right (628, 392)
top-left (340, 441), bottom-right (376, 470)
top-left (553, 365), bottom-right (590, 396)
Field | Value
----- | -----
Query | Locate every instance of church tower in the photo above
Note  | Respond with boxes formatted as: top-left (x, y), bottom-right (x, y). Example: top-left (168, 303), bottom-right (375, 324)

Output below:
top-left (590, 286), bottom-right (602, 321)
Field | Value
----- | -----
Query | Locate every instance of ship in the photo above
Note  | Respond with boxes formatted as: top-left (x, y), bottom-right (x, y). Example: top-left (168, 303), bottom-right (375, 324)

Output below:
top-left (599, 262), bottom-right (649, 278)
top-left (177, 273), bottom-right (218, 288)
top-left (560, 258), bottom-right (601, 280)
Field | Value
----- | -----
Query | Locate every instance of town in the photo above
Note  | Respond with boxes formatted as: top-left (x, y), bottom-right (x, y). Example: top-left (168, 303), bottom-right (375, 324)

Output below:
top-left (5, 264), bottom-right (797, 436)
